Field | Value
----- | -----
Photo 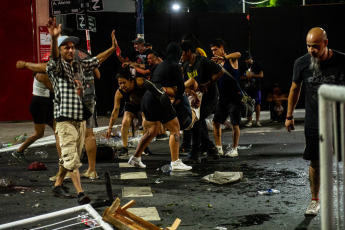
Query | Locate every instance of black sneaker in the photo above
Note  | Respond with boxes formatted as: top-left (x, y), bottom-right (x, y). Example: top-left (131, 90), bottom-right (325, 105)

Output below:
top-left (77, 192), bottom-right (91, 205)
top-left (205, 153), bottom-right (220, 161)
top-left (143, 147), bottom-right (153, 155)
top-left (206, 146), bottom-right (220, 161)
top-left (52, 186), bottom-right (71, 198)
top-left (156, 134), bottom-right (169, 141)
top-left (117, 147), bottom-right (129, 156)
top-left (182, 154), bottom-right (201, 164)
top-left (12, 150), bottom-right (28, 162)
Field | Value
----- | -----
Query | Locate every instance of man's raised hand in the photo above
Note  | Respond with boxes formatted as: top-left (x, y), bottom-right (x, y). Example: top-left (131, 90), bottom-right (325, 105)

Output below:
top-left (46, 17), bottom-right (61, 38)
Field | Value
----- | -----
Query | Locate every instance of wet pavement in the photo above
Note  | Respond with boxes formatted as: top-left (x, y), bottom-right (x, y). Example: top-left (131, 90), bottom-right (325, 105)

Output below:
top-left (0, 110), bottom-right (329, 230)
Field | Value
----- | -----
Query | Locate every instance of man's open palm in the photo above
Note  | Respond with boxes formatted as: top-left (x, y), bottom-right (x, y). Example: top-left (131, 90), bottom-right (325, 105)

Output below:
top-left (47, 17), bottom-right (61, 38)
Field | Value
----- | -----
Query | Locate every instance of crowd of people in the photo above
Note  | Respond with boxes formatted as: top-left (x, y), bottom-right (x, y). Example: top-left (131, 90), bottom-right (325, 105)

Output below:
top-left (13, 17), bottom-right (345, 217)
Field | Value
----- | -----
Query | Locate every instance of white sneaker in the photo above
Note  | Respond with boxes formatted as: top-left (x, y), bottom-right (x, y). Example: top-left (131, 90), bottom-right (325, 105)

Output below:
top-left (216, 145), bottom-right (224, 156)
top-left (128, 156), bottom-right (146, 168)
top-left (255, 121), bottom-right (262, 127)
top-left (171, 159), bottom-right (192, 171)
top-left (245, 121), bottom-right (252, 127)
top-left (305, 200), bottom-right (320, 215)
top-left (225, 148), bottom-right (238, 157)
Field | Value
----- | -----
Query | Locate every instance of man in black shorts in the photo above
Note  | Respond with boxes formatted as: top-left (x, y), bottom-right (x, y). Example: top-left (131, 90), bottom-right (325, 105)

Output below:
top-left (128, 42), bottom-right (192, 171)
top-left (286, 27), bottom-right (345, 216)
top-left (210, 39), bottom-right (242, 157)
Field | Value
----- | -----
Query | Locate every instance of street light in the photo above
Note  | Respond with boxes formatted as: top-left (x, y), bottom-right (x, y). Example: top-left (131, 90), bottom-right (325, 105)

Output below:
top-left (171, 3), bottom-right (189, 12)
top-left (172, 3), bottom-right (181, 11)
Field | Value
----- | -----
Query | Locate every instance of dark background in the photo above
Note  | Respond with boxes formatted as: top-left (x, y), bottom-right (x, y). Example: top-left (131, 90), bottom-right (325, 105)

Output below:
top-left (64, 4), bottom-right (345, 116)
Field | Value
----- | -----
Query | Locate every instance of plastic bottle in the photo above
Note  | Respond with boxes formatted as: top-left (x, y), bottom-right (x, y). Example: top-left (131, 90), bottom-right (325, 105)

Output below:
top-left (35, 150), bottom-right (48, 159)
top-left (161, 165), bottom-right (172, 173)
top-left (258, 189), bottom-right (280, 195)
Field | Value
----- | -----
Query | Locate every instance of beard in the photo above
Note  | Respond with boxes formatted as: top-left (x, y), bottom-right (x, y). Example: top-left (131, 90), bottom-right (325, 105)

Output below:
top-left (309, 56), bottom-right (321, 76)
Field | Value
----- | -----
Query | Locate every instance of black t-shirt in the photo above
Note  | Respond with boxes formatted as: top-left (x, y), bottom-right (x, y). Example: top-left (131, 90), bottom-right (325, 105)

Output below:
top-left (183, 56), bottom-right (222, 117)
top-left (152, 60), bottom-right (185, 100)
top-left (239, 61), bottom-right (263, 91)
top-left (129, 49), bottom-right (152, 79)
top-left (293, 50), bottom-right (345, 136)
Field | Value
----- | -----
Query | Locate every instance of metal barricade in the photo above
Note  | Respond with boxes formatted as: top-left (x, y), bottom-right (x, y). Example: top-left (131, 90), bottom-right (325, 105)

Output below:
top-left (0, 204), bottom-right (113, 230)
top-left (319, 84), bottom-right (345, 230)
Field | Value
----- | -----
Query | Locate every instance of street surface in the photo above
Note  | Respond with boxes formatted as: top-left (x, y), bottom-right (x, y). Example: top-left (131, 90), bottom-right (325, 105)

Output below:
top-left (0, 112), bottom-right (336, 229)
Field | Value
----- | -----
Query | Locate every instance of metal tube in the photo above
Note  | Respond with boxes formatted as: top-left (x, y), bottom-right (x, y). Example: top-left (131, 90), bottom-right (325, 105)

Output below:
top-left (319, 86), bottom-right (336, 230)
top-left (0, 204), bottom-right (112, 230)
top-left (341, 102), bottom-right (345, 230)
top-left (332, 101), bottom-right (340, 230)
top-left (243, 0), bottom-right (245, 13)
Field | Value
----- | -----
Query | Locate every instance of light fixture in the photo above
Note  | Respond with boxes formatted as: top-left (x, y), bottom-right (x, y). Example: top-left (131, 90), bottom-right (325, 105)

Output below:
top-left (172, 3), bottom-right (181, 11)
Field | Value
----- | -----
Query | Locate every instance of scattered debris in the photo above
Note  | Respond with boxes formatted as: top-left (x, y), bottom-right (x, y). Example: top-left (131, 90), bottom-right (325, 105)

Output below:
top-left (202, 172), bottom-right (243, 184)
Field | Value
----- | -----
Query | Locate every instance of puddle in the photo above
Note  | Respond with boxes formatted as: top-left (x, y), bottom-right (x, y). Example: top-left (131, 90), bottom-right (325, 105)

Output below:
top-left (231, 214), bottom-right (271, 228)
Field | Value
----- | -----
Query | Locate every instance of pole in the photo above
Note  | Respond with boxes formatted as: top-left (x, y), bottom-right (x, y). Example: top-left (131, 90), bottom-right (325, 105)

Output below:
top-left (136, 0), bottom-right (144, 38)
top-left (243, 0), bottom-right (245, 13)
top-left (84, 0), bottom-right (91, 55)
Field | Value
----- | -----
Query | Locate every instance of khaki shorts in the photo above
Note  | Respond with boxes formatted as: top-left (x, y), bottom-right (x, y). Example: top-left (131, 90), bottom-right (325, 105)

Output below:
top-left (56, 120), bottom-right (86, 171)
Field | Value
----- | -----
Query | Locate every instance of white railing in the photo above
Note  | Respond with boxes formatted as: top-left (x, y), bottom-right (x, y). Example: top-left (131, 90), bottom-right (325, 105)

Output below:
top-left (0, 204), bottom-right (113, 230)
top-left (319, 84), bottom-right (345, 230)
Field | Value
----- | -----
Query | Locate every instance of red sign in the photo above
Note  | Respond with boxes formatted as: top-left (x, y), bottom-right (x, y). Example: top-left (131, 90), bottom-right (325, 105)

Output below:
top-left (39, 26), bottom-right (51, 62)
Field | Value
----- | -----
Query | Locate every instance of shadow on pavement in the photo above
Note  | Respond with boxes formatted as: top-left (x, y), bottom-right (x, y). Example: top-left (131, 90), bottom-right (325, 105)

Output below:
top-left (294, 215), bottom-right (316, 230)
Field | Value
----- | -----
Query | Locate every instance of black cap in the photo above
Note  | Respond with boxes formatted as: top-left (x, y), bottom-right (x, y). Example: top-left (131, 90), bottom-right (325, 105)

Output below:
top-left (243, 51), bottom-right (252, 60)
top-left (132, 37), bottom-right (145, 44)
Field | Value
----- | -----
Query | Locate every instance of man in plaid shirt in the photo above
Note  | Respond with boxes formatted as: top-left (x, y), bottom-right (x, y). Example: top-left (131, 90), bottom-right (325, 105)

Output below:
top-left (46, 17), bottom-right (117, 204)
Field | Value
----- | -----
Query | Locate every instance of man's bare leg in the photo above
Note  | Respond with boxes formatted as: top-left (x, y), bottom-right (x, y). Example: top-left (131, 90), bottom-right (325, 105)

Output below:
top-left (133, 121), bottom-right (160, 158)
top-left (164, 118), bottom-right (180, 161)
top-left (121, 112), bottom-right (135, 148)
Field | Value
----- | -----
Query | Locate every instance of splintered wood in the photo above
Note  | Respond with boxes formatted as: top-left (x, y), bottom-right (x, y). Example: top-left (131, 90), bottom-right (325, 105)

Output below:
top-left (102, 198), bottom-right (181, 230)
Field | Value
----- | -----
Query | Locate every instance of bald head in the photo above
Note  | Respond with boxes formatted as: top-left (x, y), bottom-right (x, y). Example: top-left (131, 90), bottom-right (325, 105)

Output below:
top-left (307, 27), bottom-right (327, 43)
top-left (306, 27), bottom-right (329, 60)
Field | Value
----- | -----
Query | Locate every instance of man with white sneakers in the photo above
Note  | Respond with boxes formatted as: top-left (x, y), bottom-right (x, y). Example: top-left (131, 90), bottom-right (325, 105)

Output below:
top-left (286, 27), bottom-right (345, 215)
top-left (210, 39), bottom-right (242, 158)
top-left (128, 42), bottom-right (192, 171)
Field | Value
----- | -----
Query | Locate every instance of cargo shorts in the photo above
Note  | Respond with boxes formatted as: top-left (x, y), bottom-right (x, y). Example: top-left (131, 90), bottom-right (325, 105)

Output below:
top-left (56, 120), bottom-right (86, 171)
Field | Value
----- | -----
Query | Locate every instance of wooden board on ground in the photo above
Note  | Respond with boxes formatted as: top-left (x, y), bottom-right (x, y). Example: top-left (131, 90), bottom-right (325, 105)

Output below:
top-left (102, 198), bottom-right (181, 230)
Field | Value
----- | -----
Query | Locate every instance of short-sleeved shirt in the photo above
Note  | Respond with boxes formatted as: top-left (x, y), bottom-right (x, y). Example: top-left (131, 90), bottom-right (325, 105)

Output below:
top-left (46, 56), bottom-right (99, 121)
top-left (240, 61), bottom-right (263, 91)
top-left (292, 50), bottom-right (345, 136)
top-left (129, 49), bottom-right (152, 78)
top-left (183, 56), bottom-right (222, 117)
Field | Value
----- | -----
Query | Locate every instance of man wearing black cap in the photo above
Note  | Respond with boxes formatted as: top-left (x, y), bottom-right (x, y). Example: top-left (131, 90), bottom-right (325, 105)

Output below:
top-left (240, 51), bottom-right (264, 127)
top-left (46, 17), bottom-right (117, 204)
top-left (115, 34), bottom-right (152, 79)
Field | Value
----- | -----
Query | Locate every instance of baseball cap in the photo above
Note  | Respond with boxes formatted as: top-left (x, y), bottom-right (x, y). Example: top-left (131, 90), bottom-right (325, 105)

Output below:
top-left (132, 37), bottom-right (145, 44)
top-left (58, 35), bottom-right (79, 47)
top-left (243, 51), bottom-right (252, 60)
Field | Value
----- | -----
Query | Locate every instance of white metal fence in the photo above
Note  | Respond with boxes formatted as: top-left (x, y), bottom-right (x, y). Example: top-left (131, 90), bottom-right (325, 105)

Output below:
top-left (319, 84), bottom-right (345, 230)
top-left (0, 204), bottom-right (113, 230)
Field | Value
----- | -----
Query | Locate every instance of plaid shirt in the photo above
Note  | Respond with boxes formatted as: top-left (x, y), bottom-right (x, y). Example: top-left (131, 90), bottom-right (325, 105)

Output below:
top-left (46, 56), bottom-right (99, 121)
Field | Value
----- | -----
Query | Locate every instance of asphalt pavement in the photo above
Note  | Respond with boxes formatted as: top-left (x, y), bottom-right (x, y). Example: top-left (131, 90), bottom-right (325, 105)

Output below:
top-left (0, 110), bottom-right (329, 230)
